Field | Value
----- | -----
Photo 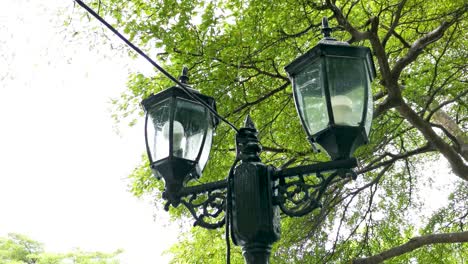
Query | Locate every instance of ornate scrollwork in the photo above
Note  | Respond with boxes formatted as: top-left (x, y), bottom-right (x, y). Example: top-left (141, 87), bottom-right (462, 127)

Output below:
top-left (163, 179), bottom-right (228, 229)
top-left (274, 171), bottom-right (344, 217)
top-left (179, 189), bottom-right (226, 229)
top-left (272, 159), bottom-right (358, 217)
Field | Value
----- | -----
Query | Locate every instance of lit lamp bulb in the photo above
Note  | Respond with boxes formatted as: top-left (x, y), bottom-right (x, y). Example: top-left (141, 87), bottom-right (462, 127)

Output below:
top-left (331, 95), bottom-right (353, 126)
top-left (162, 121), bottom-right (186, 157)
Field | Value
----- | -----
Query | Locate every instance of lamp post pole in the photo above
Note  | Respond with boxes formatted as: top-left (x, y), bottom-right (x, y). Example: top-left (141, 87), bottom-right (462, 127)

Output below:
top-left (228, 115), bottom-right (358, 264)
top-left (230, 116), bottom-right (280, 263)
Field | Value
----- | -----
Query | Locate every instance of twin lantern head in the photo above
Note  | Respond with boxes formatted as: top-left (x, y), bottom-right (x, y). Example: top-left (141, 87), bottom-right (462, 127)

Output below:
top-left (142, 39), bottom-right (375, 192)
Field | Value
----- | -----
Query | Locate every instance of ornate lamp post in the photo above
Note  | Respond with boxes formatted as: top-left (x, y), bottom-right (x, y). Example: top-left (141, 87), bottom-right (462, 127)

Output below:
top-left (141, 18), bottom-right (376, 264)
top-left (71, 2), bottom-right (375, 263)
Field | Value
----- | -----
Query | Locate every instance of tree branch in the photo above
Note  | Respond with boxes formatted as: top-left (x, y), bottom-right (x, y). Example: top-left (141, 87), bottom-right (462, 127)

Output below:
top-left (382, 0), bottom-right (408, 48)
top-left (397, 102), bottom-right (468, 181)
top-left (353, 231), bottom-right (468, 264)
top-left (359, 144), bottom-right (434, 174)
top-left (391, 9), bottom-right (464, 80)
top-left (325, 0), bottom-right (372, 42)
top-left (229, 81), bottom-right (289, 115)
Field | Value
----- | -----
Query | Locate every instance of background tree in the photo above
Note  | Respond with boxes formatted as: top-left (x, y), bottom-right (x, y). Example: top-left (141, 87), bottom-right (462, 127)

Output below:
top-left (85, 0), bottom-right (467, 262)
top-left (0, 233), bottom-right (122, 264)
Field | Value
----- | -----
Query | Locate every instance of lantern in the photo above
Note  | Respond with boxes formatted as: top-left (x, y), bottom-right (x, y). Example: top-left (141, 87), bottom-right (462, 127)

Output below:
top-left (285, 21), bottom-right (376, 160)
top-left (141, 69), bottom-right (218, 198)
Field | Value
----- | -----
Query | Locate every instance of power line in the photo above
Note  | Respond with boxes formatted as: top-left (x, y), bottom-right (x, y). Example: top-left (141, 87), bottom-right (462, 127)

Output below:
top-left (73, 0), bottom-right (239, 133)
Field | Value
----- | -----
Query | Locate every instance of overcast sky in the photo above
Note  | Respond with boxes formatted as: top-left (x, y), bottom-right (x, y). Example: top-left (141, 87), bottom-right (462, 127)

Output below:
top-left (0, 1), bottom-right (178, 263)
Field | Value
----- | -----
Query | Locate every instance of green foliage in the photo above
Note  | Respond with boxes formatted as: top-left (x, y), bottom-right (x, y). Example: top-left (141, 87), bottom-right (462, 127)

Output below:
top-left (93, 0), bottom-right (467, 263)
top-left (168, 227), bottom-right (243, 264)
top-left (0, 233), bottom-right (43, 264)
top-left (0, 233), bottom-right (122, 264)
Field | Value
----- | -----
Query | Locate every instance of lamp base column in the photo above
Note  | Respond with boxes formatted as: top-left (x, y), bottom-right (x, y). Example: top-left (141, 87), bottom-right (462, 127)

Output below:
top-left (242, 243), bottom-right (272, 264)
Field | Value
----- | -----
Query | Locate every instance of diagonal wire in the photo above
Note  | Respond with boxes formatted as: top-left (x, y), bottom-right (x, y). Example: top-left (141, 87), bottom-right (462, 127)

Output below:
top-left (73, 0), bottom-right (239, 133)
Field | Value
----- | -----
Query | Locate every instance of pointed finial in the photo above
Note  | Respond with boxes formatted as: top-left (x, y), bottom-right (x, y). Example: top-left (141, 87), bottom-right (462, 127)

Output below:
top-left (179, 66), bottom-right (189, 84)
top-left (321, 17), bottom-right (333, 39)
top-left (236, 115), bottom-right (261, 162)
top-left (244, 115), bottom-right (256, 130)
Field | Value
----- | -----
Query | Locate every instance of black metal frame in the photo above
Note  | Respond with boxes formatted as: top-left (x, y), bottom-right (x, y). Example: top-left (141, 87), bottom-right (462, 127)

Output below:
top-left (157, 116), bottom-right (359, 264)
top-left (162, 153), bottom-right (358, 227)
top-left (273, 158), bottom-right (357, 217)
top-left (176, 179), bottom-right (228, 229)
top-left (142, 17), bottom-right (373, 264)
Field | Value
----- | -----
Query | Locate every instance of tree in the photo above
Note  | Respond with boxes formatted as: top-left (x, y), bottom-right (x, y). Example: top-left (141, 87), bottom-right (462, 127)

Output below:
top-left (86, 0), bottom-right (467, 263)
top-left (0, 233), bottom-right (122, 264)
top-left (0, 233), bottom-right (43, 264)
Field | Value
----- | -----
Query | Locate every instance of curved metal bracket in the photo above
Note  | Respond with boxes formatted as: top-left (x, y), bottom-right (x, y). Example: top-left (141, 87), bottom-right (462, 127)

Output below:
top-left (274, 171), bottom-right (340, 217)
top-left (164, 179), bottom-right (228, 229)
top-left (179, 190), bottom-right (226, 229)
top-left (273, 158), bottom-right (357, 217)
top-left (160, 158), bottom-right (358, 225)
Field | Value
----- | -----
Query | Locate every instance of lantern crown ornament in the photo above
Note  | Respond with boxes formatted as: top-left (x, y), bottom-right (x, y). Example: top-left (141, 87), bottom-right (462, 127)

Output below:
top-left (285, 17), bottom-right (376, 160)
top-left (141, 67), bottom-right (219, 204)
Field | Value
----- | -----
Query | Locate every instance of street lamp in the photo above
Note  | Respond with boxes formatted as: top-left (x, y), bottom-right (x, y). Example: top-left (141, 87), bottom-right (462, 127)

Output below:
top-left (70, 2), bottom-right (374, 263)
top-left (141, 67), bottom-right (219, 205)
top-left (284, 18), bottom-right (376, 160)
top-left (142, 18), bottom-right (376, 264)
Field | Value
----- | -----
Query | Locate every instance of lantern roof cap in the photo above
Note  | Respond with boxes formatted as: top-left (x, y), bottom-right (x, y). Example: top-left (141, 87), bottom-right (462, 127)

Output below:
top-left (318, 38), bottom-right (349, 46)
top-left (284, 43), bottom-right (374, 78)
top-left (141, 67), bottom-right (214, 113)
top-left (284, 17), bottom-right (374, 77)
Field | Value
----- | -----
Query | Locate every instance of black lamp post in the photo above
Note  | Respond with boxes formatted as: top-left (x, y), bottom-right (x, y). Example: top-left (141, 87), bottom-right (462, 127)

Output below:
top-left (141, 18), bottom-right (376, 264)
top-left (69, 2), bottom-right (374, 263)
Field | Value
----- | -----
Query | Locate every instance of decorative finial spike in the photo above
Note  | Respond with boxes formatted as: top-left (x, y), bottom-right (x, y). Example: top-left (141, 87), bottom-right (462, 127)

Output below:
top-left (179, 66), bottom-right (189, 84)
top-left (244, 115), bottom-right (256, 130)
top-left (321, 17), bottom-right (332, 39)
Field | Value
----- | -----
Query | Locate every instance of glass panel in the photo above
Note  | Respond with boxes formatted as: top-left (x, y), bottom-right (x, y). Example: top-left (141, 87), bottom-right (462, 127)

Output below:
top-left (364, 67), bottom-right (373, 135)
top-left (326, 56), bottom-right (367, 127)
top-left (293, 60), bottom-right (328, 135)
top-left (198, 115), bottom-right (213, 172)
top-left (173, 98), bottom-right (210, 161)
top-left (148, 98), bottom-right (172, 161)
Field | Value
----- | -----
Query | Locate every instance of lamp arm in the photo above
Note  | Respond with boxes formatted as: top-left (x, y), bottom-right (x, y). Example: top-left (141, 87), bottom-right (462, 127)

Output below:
top-left (164, 179), bottom-right (228, 229)
top-left (273, 158), bottom-right (358, 217)
top-left (178, 179), bottom-right (228, 196)
top-left (273, 158), bottom-right (358, 179)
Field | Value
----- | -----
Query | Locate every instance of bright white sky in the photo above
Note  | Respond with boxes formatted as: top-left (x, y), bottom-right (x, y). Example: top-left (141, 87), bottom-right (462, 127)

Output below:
top-left (0, 1), bottom-right (178, 263)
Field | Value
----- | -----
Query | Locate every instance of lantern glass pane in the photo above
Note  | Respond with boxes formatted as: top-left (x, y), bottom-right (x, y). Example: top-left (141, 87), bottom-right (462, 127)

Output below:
top-left (174, 98), bottom-right (209, 161)
top-left (365, 70), bottom-right (373, 135)
top-left (326, 56), bottom-right (367, 127)
top-left (148, 98), bottom-right (171, 161)
top-left (198, 115), bottom-right (213, 171)
top-left (294, 60), bottom-right (329, 135)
